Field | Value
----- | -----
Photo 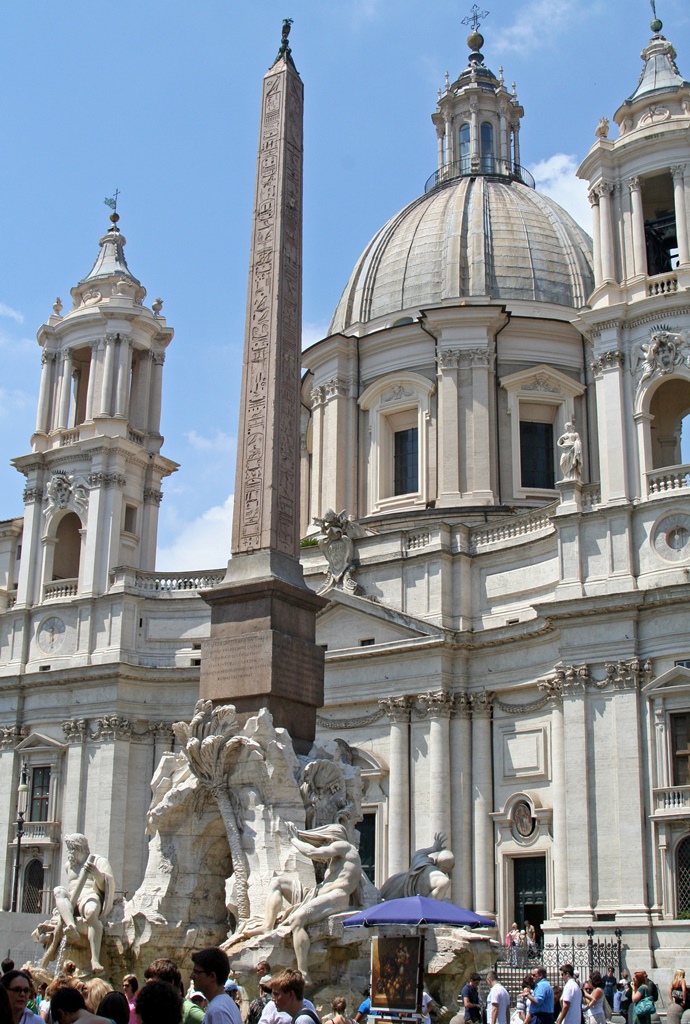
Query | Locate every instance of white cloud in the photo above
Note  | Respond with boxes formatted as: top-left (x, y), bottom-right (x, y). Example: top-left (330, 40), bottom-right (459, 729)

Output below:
top-left (184, 429), bottom-right (235, 452)
top-left (0, 303), bottom-right (24, 324)
top-left (529, 153), bottom-right (592, 233)
top-left (492, 0), bottom-right (582, 55)
top-left (0, 387), bottom-right (33, 415)
top-left (302, 319), bottom-right (330, 349)
top-left (156, 494), bottom-right (233, 571)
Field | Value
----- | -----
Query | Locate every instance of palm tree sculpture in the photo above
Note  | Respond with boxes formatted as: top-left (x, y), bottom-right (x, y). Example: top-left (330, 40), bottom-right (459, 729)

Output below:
top-left (173, 700), bottom-right (252, 924)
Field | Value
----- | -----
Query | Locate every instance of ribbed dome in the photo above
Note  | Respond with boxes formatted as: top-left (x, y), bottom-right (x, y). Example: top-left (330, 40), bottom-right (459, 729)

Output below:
top-left (330, 176), bottom-right (594, 334)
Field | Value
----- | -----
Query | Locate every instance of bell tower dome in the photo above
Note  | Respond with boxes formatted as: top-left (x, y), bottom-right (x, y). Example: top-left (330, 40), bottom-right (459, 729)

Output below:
top-left (12, 213), bottom-right (178, 608)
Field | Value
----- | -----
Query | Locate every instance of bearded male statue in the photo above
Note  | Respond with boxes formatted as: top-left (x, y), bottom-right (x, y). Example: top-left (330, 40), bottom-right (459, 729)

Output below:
top-left (53, 833), bottom-right (114, 973)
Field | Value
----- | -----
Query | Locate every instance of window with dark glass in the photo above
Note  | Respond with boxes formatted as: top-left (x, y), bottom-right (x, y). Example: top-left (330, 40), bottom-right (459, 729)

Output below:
top-left (394, 428), bottom-right (418, 495)
top-left (480, 121), bottom-right (494, 173)
top-left (359, 812), bottom-right (376, 883)
top-left (672, 713), bottom-right (690, 786)
top-left (459, 123), bottom-right (470, 173)
top-left (520, 421), bottom-right (554, 489)
top-left (30, 766), bottom-right (51, 822)
top-left (22, 859), bottom-right (44, 914)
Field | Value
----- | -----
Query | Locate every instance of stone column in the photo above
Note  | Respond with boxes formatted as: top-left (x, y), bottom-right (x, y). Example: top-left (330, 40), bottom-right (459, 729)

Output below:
top-left (450, 695), bottom-right (473, 907)
top-left (470, 348), bottom-right (493, 501)
top-left (436, 351), bottom-right (462, 506)
top-left (57, 348), bottom-right (73, 430)
top-left (471, 690), bottom-right (495, 917)
top-left (140, 488), bottom-right (163, 571)
top-left (114, 336), bottom-right (132, 418)
top-left (540, 679), bottom-right (568, 914)
top-left (498, 105), bottom-right (508, 173)
top-left (84, 341), bottom-right (102, 423)
top-left (99, 335), bottom-right (116, 416)
top-left (149, 722), bottom-right (174, 774)
top-left (381, 696), bottom-right (413, 878)
top-left (589, 190), bottom-right (602, 286)
top-left (16, 484), bottom-right (45, 607)
top-left (0, 733), bottom-right (23, 909)
top-left (628, 177), bottom-right (647, 277)
top-left (85, 717), bottom-right (132, 888)
top-left (309, 386), bottom-right (325, 521)
top-left (61, 720), bottom-right (88, 836)
top-left (70, 367), bottom-right (81, 427)
top-left (597, 182), bottom-right (616, 282)
top-left (35, 352), bottom-right (53, 434)
top-left (436, 125), bottom-right (445, 170)
top-left (419, 691), bottom-right (452, 838)
top-left (134, 349), bottom-right (152, 431)
top-left (148, 352), bottom-right (165, 434)
top-left (593, 350), bottom-right (629, 503)
top-left (512, 122), bottom-right (521, 171)
top-left (671, 165), bottom-right (690, 267)
top-left (470, 101), bottom-right (479, 168)
top-left (445, 114), bottom-right (454, 165)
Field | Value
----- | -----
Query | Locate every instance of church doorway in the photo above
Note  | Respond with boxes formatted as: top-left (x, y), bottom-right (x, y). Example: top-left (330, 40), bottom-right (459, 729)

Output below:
top-left (513, 856), bottom-right (547, 943)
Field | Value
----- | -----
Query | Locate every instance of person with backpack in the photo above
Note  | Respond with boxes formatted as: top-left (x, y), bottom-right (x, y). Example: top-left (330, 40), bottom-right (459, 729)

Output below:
top-left (631, 972), bottom-right (654, 1024)
top-left (190, 948), bottom-right (241, 1024)
top-left (270, 972), bottom-right (320, 1024)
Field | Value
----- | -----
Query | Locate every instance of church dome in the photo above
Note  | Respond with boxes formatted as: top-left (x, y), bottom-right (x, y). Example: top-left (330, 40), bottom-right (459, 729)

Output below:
top-left (330, 174), bottom-right (595, 334)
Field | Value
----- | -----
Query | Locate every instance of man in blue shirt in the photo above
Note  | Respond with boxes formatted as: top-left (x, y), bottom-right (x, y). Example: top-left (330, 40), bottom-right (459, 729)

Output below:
top-left (527, 967), bottom-right (554, 1024)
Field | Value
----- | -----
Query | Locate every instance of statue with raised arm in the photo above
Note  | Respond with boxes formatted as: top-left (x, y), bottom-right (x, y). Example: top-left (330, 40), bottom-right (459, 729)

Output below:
top-left (52, 833), bottom-right (114, 973)
top-left (557, 421), bottom-right (583, 482)
top-left (226, 821), bottom-right (362, 982)
top-left (380, 832), bottom-right (454, 901)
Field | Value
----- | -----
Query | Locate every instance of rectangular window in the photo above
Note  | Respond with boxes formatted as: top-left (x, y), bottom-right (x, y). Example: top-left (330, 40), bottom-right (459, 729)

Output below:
top-left (672, 713), bottom-right (690, 786)
top-left (394, 428), bottom-right (418, 495)
top-left (520, 421), bottom-right (554, 489)
top-left (30, 766), bottom-right (51, 822)
top-left (360, 638), bottom-right (375, 647)
top-left (124, 504), bottom-right (137, 534)
top-left (359, 812), bottom-right (377, 883)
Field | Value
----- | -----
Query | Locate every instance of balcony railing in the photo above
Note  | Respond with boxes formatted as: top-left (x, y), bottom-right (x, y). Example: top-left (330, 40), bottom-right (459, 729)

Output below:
top-left (425, 157), bottom-right (536, 194)
top-left (109, 567), bottom-right (226, 596)
top-left (43, 578), bottom-right (78, 600)
top-left (653, 786), bottom-right (690, 814)
top-left (648, 272), bottom-right (678, 296)
top-left (12, 821), bottom-right (62, 845)
top-left (647, 463), bottom-right (690, 496)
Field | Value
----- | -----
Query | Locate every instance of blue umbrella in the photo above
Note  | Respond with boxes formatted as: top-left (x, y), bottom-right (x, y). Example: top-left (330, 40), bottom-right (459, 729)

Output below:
top-left (343, 895), bottom-right (494, 928)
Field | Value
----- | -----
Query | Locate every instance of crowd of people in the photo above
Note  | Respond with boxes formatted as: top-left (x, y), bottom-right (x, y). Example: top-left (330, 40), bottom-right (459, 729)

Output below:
top-left (452, 963), bottom-right (690, 1024)
top-left (0, 952), bottom-right (343, 1024)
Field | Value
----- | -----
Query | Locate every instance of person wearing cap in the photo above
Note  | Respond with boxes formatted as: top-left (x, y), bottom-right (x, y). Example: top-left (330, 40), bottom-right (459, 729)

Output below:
top-left (247, 977), bottom-right (273, 1024)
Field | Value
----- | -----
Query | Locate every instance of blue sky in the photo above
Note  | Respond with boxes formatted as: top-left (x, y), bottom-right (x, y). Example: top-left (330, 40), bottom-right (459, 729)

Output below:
top-left (0, 0), bottom-right (687, 569)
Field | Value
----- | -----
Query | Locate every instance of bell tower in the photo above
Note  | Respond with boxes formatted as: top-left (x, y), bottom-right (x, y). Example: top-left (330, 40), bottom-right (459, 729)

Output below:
top-left (12, 213), bottom-right (178, 608)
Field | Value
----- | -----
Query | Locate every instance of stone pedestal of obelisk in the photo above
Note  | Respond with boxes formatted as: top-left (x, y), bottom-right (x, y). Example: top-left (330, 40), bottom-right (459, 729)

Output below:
top-left (200, 24), bottom-right (326, 751)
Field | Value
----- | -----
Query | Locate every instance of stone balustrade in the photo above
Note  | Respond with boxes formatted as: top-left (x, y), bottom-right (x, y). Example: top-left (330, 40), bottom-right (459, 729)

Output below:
top-left (109, 567), bottom-right (225, 596)
top-left (647, 272), bottom-right (678, 296)
top-left (13, 820), bottom-right (62, 845)
top-left (43, 578), bottom-right (78, 600)
top-left (581, 484), bottom-right (601, 510)
top-left (470, 503), bottom-right (558, 553)
top-left (647, 463), bottom-right (690, 495)
top-left (59, 429), bottom-right (80, 446)
top-left (128, 428), bottom-right (145, 445)
top-left (653, 786), bottom-right (690, 814)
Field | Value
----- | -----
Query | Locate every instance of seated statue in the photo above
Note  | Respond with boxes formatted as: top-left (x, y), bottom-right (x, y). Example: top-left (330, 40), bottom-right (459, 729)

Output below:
top-left (380, 832), bottom-right (454, 901)
top-left (52, 833), bottom-right (115, 973)
top-left (227, 821), bottom-right (362, 982)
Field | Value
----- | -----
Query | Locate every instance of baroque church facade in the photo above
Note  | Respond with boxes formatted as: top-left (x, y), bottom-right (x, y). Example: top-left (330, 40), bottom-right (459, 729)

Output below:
top-left (0, 16), bottom-right (689, 971)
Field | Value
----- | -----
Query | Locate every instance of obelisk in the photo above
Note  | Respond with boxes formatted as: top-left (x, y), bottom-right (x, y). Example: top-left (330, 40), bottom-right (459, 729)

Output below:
top-left (200, 21), bottom-right (326, 751)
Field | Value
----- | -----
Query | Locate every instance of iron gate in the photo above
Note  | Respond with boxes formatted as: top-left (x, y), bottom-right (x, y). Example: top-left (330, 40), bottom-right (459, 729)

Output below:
top-left (495, 930), bottom-right (623, 1003)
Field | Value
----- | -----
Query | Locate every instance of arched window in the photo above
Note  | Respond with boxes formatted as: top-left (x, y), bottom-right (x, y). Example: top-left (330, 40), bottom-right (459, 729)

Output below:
top-left (677, 837), bottom-right (690, 918)
top-left (459, 123), bottom-right (470, 173)
top-left (52, 512), bottom-right (82, 582)
top-left (649, 378), bottom-right (690, 469)
top-left (481, 122), bottom-right (494, 173)
top-left (22, 858), bottom-right (44, 914)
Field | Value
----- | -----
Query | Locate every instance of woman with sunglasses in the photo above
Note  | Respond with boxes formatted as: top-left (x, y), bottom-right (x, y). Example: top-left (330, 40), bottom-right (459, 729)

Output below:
top-left (1, 971), bottom-right (43, 1024)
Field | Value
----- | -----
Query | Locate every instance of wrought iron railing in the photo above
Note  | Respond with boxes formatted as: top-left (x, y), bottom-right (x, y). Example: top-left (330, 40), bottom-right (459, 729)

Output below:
top-left (425, 158), bottom-right (536, 193)
top-left (495, 931), bottom-right (623, 1003)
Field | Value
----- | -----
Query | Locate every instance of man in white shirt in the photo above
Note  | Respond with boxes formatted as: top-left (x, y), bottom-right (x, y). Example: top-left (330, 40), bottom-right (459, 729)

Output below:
top-left (557, 965), bottom-right (582, 1024)
top-left (271, 970), bottom-right (320, 1024)
top-left (486, 972), bottom-right (510, 1024)
top-left (190, 947), bottom-right (242, 1024)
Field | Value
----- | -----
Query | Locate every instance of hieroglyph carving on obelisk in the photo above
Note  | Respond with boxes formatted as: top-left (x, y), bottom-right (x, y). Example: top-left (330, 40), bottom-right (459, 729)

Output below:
top-left (232, 29), bottom-right (303, 561)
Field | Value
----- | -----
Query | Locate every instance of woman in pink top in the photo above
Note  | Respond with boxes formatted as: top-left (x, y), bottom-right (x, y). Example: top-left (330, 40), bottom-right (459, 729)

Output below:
top-left (122, 978), bottom-right (138, 1024)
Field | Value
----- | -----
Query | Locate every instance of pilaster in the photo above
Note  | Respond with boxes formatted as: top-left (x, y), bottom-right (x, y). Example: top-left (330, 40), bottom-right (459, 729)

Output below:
top-left (380, 695), bottom-right (413, 877)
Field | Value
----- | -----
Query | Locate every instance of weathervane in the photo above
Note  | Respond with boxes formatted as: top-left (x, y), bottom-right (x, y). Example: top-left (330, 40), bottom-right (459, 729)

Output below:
top-left (650, 0), bottom-right (657, 18)
top-left (104, 189), bottom-right (120, 213)
top-left (462, 5), bottom-right (489, 33)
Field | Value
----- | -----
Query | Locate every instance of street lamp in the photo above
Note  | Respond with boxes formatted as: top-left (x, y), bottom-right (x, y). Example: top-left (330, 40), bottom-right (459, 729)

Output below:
top-left (11, 762), bottom-right (29, 913)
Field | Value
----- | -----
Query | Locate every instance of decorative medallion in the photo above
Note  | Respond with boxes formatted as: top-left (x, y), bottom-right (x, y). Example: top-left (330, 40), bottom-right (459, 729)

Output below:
top-left (37, 616), bottom-right (66, 654)
top-left (653, 514), bottom-right (690, 562)
top-left (513, 800), bottom-right (535, 838)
